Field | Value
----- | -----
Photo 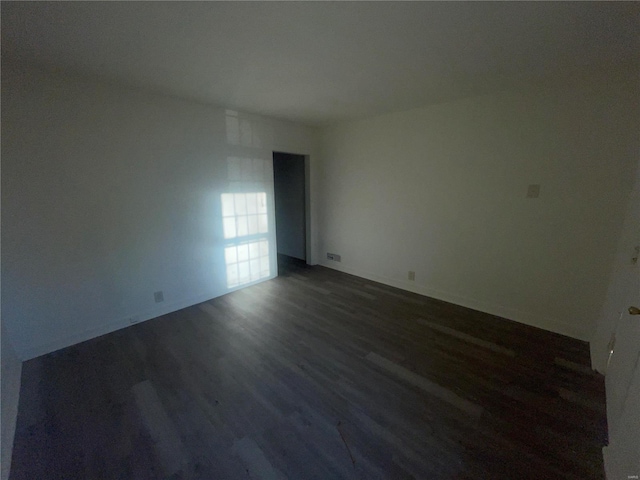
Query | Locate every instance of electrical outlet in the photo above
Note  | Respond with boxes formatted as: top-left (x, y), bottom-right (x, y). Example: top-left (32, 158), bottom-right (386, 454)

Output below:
top-left (408, 271), bottom-right (416, 281)
top-left (154, 291), bottom-right (164, 303)
top-left (128, 316), bottom-right (140, 324)
top-left (327, 253), bottom-right (341, 262)
top-left (526, 184), bottom-right (541, 198)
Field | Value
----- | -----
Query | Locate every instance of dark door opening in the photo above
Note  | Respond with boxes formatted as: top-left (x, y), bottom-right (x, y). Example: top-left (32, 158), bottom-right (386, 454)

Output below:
top-left (273, 152), bottom-right (306, 270)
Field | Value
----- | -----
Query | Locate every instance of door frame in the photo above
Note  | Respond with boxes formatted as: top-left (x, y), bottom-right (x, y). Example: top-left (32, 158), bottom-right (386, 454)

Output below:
top-left (272, 151), bottom-right (312, 265)
top-left (591, 160), bottom-right (640, 479)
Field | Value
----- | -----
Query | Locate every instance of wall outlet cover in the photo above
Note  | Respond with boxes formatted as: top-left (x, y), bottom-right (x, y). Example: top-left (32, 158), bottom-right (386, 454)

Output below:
top-left (327, 253), bottom-right (341, 262)
top-left (408, 271), bottom-right (416, 281)
top-left (154, 291), bottom-right (164, 303)
top-left (526, 184), bottom-right (541, 198)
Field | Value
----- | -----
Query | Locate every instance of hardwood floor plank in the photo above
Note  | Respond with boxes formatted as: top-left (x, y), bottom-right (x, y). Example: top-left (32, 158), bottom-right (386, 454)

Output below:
top-left (417, 317), bottom-right (516, 356)
top-left (324, 281), bottom-right (377, 300)
top-left (131, 380), bottom-right (187, 477)
top-left (232, 437), bottom-right (285, 480)
top-left (554, 356), bottom-right (597, 376)
top-left (365, 351), bottom-right (484, 418)
top-left (9, 257), bottom-right (606, 480)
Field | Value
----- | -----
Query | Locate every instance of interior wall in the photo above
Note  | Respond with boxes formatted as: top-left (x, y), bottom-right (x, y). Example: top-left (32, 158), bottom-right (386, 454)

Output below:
top-left (273, 152), bottom-right (306, 260)
top-left (317, 68), bottom-right (639, 341)
top-left (1, 61), bottom-right (320, 360)
top-left (591, 160), bottom-right (640, 372)
top-left (1, 151), bottom-right (23, 480)
top-left (1, 325), bottom-right (22, 480)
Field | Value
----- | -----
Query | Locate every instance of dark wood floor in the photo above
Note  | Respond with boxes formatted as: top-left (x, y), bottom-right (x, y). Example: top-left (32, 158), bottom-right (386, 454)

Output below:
top-left (11, 257), bottom-right (607, 479)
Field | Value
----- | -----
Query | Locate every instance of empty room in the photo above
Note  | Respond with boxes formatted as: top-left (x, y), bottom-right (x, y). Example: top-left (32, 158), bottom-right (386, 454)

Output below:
top-left (1, 2), bottom-right (639, 479)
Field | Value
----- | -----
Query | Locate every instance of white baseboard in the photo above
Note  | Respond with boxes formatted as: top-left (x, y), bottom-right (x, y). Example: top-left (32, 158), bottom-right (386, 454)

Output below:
top-left (19, 275), bottom-right (277, 360)
top-left (19, 262), bottom-right (589, 360)
top-left (319, 261), bottom-right (589, 341)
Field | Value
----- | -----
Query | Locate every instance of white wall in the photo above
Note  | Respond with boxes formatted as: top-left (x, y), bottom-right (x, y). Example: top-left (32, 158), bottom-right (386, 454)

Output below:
top-left (1, 325), bottom-right (22, 480)
top-left (591, 161), bottom-right (640, 372)
top-left (1, 61), bottom-right (320, 360)
top-left (274, 153), bottom-right (306, 260)
top-left (318, 68), bottom-right (639, 341)
top-left (1, 148), bottom-right (23, 480)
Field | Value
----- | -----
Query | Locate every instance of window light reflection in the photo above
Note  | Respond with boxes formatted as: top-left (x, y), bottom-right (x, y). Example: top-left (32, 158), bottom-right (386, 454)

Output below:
top-left (222, 192), bottom-right (270, 288)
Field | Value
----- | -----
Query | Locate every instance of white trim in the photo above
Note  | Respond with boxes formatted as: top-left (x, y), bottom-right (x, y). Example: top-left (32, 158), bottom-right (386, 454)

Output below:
top-left (18, 275), bottom-right (277, 360)
top-left (319, 261), bottom-right (589, 341)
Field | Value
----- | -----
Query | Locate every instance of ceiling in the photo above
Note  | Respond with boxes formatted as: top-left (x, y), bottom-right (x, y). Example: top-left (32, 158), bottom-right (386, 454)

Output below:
top-left (2, 2), bottom-right (638, 126)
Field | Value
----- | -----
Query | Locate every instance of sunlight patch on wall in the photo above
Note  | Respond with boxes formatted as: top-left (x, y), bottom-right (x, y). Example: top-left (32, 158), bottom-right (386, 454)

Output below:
top-left (225, 239), bottom-right (270, 288)
top-left (227, 156), bottom-right (269, 185)
top-left (221, 192), bottom-right (268, 239)
top-left (222, 155), bottom-right (273, 289)
top-left (222, 193), bottom-right (271, 288)
top-left (225, 110), bottom-right (266, 148)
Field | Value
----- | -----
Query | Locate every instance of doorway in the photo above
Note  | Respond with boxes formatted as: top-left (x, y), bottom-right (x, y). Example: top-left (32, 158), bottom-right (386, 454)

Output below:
top-left (273, 152), bottom-right (307, 272)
